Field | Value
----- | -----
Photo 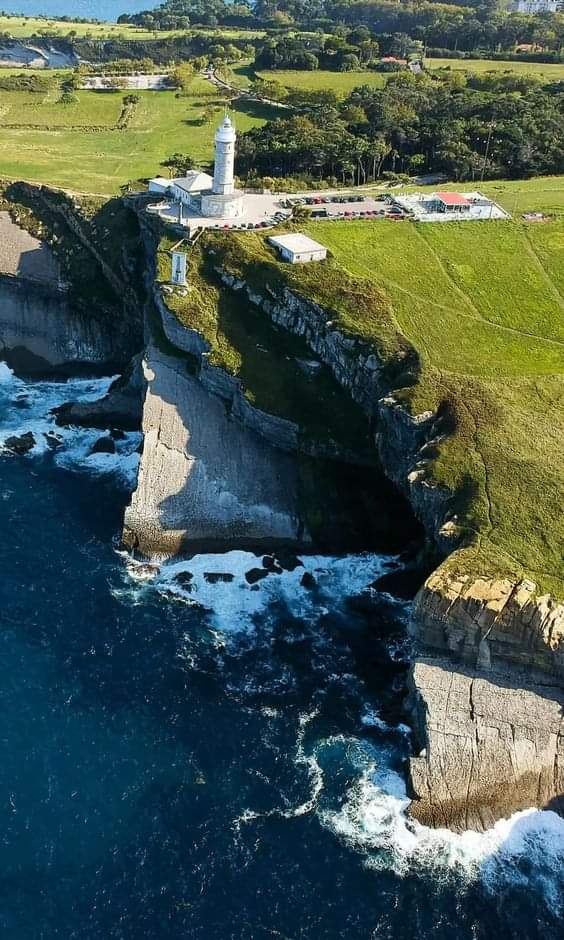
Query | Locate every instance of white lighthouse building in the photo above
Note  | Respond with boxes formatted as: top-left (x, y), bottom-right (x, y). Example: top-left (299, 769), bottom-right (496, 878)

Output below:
top-left (200, 114), bottom-right (245, 219)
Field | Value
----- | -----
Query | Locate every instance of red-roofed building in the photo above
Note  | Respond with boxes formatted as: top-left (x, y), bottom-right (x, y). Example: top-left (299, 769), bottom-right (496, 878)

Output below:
top-left (433, 192), bottom-right (471, 211)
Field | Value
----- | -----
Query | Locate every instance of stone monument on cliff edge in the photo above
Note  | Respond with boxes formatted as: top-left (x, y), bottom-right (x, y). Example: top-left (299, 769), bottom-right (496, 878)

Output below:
top-left (200, 114), bottom-right (245, 220)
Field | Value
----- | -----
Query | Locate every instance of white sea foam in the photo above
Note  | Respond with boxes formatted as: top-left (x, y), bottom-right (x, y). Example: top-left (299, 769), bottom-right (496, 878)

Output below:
top-left (318, 735), bottom-right (564, 903)
top-left (0, 371), bottom-right (140, 485)
top-left (139, 549), bottom-right (393, 633)
top-left (0, 362), bottom-right (20, 385)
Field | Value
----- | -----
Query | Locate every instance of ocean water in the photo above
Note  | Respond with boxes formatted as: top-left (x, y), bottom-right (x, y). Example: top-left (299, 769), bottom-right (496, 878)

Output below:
top-left (0, 1), bottom-right (146, 22)
top-left (0, 361), bottom-right (563, 939)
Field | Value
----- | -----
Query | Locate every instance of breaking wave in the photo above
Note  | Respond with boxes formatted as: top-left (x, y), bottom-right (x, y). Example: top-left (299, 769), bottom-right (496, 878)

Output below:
top-left (0, 365), bottom-right (140, 486)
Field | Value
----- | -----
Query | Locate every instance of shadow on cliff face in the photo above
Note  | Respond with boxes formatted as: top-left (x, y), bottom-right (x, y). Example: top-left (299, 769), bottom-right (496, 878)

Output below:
top-left (128, 344), bottom-right (424, 560)
top-left (2, 183), bottom-right (146, 370)
top-left (298, 455), bottom-right (424, 556)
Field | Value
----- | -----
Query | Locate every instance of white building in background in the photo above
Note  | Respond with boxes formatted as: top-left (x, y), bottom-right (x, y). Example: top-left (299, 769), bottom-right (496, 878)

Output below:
top-left (510, 0), bottom-right (561, 12)
top-left (269, 234), bottom-right (327, 264)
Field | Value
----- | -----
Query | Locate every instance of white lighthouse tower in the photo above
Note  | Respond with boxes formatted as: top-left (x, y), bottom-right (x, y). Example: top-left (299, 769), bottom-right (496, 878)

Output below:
top-left (201, 114), bottom-right (245, 219)
top-left (212, 114), bottom-right (236, 196)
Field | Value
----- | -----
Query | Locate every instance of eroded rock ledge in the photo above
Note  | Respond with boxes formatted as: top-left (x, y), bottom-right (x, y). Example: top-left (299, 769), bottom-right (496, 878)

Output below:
top-left (123, 345), bottom-right (306, 556)
top-left (405, 571), bottom-right (564, 830)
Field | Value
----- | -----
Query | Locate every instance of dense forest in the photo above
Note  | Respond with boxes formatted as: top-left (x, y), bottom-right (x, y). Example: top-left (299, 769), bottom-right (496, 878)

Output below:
top-left (119, 0), bottom-right (564, 57)
top-left (234, 71), bottom-right (564, 183)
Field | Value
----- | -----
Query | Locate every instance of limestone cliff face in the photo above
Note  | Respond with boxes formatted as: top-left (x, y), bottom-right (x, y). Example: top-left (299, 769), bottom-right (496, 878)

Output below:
top-left (214, 267), bottom-right (564, 831)
top-left (0, 275), bottom-right (126, 372)
top-left (0, 191), bottom-right (143, 372)
top-left (407, 656), bottom-right (564, 832)
top-left (123, 345), bottom-right (306, 556)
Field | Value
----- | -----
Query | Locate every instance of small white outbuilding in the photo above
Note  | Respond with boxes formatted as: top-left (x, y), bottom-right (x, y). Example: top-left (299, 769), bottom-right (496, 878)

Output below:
top-left (148, 176), bottom-right (172, 194)
top-left (268, 233), bottom-right (327, 264)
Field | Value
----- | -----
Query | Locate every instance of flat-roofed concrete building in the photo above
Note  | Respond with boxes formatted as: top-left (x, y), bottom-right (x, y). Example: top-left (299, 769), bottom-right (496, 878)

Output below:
top-left (268, 233), bottom-right (327, 264)
top-left (431, 192), bottom-right (471, 213)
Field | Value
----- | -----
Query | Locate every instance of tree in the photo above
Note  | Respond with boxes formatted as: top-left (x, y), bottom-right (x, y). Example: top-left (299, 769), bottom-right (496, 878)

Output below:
top-left (161, 153), bottom-right (197, 176)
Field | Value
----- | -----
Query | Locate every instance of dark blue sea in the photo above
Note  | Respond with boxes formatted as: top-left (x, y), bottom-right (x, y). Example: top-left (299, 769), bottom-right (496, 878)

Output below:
top-left (0, 362), bottom-right (563, 939)
top-left (0, 1), bottom-right (145, 21)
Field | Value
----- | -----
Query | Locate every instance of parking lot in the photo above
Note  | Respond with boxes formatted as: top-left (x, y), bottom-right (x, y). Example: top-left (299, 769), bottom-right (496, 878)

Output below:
top-left (286, 193), bottom-right (404, 221)
top-left (148, 190), bottom-right (407, 235)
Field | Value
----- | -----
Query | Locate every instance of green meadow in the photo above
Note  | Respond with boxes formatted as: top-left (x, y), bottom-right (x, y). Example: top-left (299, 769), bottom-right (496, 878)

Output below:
top-left (0, 14), bottom-right (264, 41)
top-left (427, 56), bottom-right (564, 82)
top-left (0, 76), bottom-right (278, 193)
top-left (205, 213), bottom-right (564, 597)
top-left (255, 68), bottom-right (387, 95)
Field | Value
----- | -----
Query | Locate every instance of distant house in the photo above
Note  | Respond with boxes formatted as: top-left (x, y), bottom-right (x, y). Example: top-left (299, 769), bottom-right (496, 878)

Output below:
top-left (381, 55), bottom-right (408, 66)
top-left (269, 234), bottom-right (327, 264)
top-left (510, 0), bottom-right (561, 13)
top-left (429, 192), bottom-right (471, 214)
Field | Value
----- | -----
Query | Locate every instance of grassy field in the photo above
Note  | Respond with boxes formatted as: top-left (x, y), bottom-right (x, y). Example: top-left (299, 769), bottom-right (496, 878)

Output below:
top-left (0, 76), bottom-right (278, 193)
top-left (0, 14), bottom-right (264, 41)
top-left (256, 68), bottom-right (386, 95)
top-left (206, 215), bottom-right (564, 598)
top-left (304, 218), bottom-right (564, 594)
top-left (427, 57), bottom-right (564, 81)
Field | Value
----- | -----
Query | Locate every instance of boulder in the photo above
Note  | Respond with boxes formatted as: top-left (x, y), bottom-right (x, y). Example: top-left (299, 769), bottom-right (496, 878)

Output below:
top-left (90, 435), bottom-right (116, 455)
top-left (4, 431), bottom-right (35, 455)
top-left (245, 568), bottom-right (269, 585)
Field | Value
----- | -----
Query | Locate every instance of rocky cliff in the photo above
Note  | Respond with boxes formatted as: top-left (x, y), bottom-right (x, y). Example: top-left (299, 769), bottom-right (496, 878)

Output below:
top-left (0, 183), bottom-right (144, 372)
top-left (210, 260), bottom-right (564, 832)
top-left (123, 344), bottom-right (306, 556)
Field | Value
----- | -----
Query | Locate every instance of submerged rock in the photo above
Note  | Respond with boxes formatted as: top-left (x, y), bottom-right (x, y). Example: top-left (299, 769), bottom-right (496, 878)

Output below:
top-left (90, 435), bottom-right (116, 455)
top-left (43, 431), bottom-right (64, 450)
top-left (174, 571), bottom-right (194, 590)
top-left (4, 431), bottom-right (35, 455)
top-left (204, 572), bottom-right (235, 584)
top-left (274, 551), bottom-right (303, 572)
top-left (262, 555), bottom-right (283, 574)
top-left (300, 572), bottom-right (316, 590)
top-left (245, 568), bottom-right (269, 585)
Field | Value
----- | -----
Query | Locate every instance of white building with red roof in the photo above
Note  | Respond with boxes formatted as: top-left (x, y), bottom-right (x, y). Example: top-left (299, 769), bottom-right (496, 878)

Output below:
top-left (391, 190), bottom-right (509, 222)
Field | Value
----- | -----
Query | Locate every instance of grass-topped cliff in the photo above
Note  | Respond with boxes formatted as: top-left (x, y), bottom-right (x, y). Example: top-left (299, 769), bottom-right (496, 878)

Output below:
top-left (156, 233), bottom-right (376, 457)
top-left (189, 216), bottom-right (564, 602)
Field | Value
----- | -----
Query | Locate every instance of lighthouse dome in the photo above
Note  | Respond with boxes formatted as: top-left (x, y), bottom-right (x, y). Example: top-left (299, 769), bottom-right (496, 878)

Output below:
top-left (215, 115), bottom-right (236, 143)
